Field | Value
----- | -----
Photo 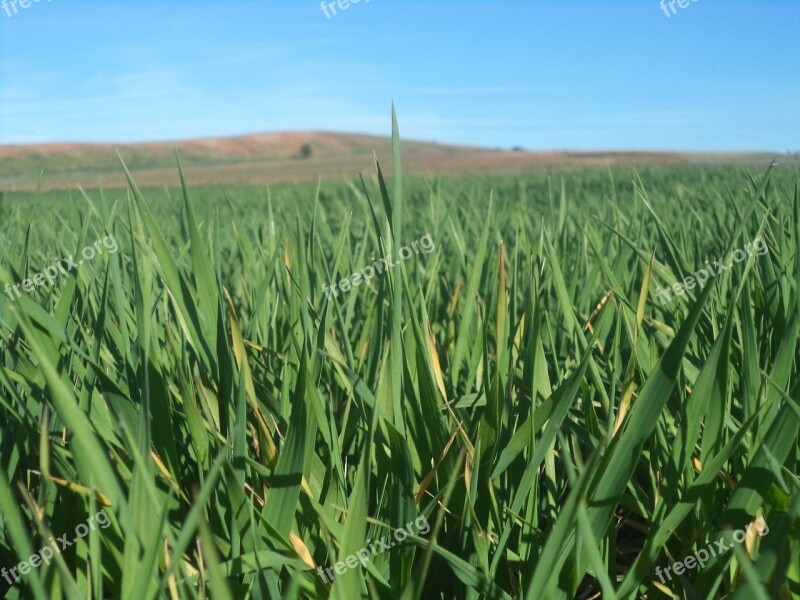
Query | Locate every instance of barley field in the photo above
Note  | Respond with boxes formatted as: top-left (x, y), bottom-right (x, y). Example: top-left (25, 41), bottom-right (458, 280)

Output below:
top-left (0, 122), bottom-right (798, 599)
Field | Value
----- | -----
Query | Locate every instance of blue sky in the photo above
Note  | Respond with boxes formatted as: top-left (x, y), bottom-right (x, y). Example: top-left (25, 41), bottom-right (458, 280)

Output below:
top-left (1, 0), bottom-right (798, 150)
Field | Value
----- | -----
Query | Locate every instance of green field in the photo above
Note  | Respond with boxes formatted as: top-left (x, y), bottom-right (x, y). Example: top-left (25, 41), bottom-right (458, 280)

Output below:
top-left (0, 123), bottom-right (799, 599)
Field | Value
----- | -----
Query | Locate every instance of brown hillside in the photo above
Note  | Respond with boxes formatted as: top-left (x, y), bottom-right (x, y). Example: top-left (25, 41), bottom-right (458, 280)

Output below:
top-left (0, 131), bottom-right (792, 192)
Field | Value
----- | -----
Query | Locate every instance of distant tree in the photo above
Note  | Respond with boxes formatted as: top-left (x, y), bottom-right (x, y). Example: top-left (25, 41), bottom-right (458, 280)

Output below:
top-left (300, 144), bottom-right (313, 159)
top-left (511, 146), bottom-right (524, 152)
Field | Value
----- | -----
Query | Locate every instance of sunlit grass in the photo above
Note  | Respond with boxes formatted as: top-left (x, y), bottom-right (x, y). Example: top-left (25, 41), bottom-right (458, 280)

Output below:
top-left (0, 117), bottom-right (798, 599)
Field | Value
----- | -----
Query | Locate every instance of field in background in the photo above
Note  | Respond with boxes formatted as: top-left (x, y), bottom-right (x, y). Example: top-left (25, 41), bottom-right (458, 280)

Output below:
top-left (0, 124), bottom-right (799, 599)
top-left (2, 130), bottom-right (797, 192)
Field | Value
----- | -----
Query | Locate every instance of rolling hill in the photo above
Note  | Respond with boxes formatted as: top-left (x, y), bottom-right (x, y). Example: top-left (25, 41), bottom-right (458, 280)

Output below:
top-left (0, 131), bottom-right (793, 192)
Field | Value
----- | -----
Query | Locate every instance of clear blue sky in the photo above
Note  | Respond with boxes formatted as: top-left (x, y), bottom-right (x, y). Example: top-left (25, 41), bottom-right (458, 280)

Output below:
top-left (1, 0), bottom-right (798, 150)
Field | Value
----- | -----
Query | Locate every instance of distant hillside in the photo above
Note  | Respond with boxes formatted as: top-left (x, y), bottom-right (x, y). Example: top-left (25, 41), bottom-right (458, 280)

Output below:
top-left (0, 131), bottom-right (794, 191)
